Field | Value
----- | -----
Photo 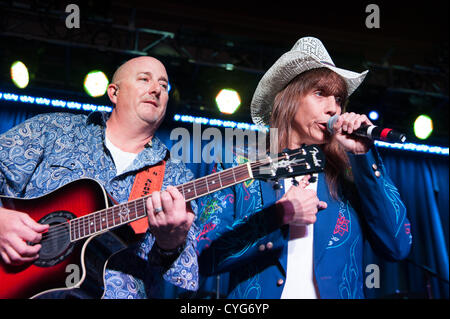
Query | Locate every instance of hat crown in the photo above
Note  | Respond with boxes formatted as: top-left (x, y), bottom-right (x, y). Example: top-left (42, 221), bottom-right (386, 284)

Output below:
top-left (291, 37), bottom-right (335, 66)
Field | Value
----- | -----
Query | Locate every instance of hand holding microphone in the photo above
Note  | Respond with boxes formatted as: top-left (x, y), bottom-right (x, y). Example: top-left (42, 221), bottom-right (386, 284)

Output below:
top-left (325, 112), bottom-right (406, 155)
top-left (327, 114), bottom-right (406, 143)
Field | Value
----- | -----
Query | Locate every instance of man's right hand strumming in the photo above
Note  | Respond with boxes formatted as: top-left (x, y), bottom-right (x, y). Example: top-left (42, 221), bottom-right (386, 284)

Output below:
top-left (0, 208), bottom-right (49, 265)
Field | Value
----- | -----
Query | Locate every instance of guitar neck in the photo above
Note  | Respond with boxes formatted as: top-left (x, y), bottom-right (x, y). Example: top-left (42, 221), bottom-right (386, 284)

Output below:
top-left (69, 162), bottom-right (253, 242)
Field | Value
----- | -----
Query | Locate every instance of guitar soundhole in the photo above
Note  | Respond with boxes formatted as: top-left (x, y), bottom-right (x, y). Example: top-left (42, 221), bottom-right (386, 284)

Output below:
top-left (34, 211), bottom-right (77, 267)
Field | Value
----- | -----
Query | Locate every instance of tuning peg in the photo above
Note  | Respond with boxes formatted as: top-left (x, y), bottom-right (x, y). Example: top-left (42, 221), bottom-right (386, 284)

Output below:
top-left (281, 148), bottom-right (290, 160)
top-left (300, 144), bottom-right (307, 155)
top-left (291, 178), bottom-right (299, 187)
top-left (308, 175), bottom-right (317, 183)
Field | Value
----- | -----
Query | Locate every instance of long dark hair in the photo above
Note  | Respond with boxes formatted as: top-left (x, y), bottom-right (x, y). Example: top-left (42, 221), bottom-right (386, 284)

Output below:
top-left (270, 67), bottom-right (351, 199)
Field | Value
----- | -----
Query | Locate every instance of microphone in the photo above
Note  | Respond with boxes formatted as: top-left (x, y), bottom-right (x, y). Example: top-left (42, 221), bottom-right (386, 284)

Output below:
top-left (327, 115), bottom-right (407, 143)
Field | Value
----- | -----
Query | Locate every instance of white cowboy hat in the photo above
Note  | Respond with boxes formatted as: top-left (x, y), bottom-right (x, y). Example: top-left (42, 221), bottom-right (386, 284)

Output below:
top-left (250, 36), bottom-right (369, 126)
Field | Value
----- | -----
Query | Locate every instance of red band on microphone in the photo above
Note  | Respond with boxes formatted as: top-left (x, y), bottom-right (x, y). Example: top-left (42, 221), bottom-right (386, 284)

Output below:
top-left (380, 128), bottom-right (392, 141)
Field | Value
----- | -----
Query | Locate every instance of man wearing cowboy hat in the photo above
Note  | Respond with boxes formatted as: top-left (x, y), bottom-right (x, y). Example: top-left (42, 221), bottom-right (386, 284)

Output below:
top-left (195, 37), bottom-right (411, 299)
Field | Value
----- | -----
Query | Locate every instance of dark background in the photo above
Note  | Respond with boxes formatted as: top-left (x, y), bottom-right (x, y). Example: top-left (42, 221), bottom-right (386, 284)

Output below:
top-left (0, 0), bottom-right (448, 146)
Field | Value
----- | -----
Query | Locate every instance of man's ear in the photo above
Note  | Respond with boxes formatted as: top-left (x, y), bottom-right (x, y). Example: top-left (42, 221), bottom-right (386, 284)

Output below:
top-left (107, 84), bottom-right (119, 103)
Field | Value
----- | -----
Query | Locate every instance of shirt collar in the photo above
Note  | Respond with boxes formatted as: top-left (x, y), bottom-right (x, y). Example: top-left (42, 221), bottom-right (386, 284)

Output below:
top-left (86, 111), bottom-right (110, 126)
top-left (86, 111), bottom-right (168, 168)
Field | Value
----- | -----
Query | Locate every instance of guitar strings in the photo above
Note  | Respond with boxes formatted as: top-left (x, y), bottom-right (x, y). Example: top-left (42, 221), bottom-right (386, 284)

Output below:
top-left (38, 151), bottom-right (305, 243)
top-left (38, 164), bottom-right (252, 243)
top-left (38, 163), bottom-right (253, 243)
top-left (39, 150), bottom-right (309, 243)
top-left (38, 150), bottom-right (310, 244)
top-left (39, 161), bottom-right (254, 243)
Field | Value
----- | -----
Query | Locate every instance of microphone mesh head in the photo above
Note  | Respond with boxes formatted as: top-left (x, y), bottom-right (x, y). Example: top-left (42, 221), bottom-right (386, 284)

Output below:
top-left (327, 115), bottom-right (339, 134)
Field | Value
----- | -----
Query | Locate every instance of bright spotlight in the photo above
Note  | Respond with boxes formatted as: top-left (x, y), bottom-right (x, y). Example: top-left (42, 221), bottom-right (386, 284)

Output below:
top-left (84, 70), bottom-right (109, 97)
top-left (215, 88), bottom-right (241, 114)
top-left (414, 115), bottom-right (433, 140)
top-left (10, 61), bottom-right (29, 89)
top-left (368, 110), bottom-right (379, 121)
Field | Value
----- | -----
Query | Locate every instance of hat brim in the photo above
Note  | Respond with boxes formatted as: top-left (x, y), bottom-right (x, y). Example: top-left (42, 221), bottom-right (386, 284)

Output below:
top-left (250, 51), bottom-right (368, 126)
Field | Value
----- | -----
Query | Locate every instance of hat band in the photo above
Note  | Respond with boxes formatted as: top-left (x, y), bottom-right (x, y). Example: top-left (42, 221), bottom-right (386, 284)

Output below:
top-left (320, 60), bottom-right (336, 67)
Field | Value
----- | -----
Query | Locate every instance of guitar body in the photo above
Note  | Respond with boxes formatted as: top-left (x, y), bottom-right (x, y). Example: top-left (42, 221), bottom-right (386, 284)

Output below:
top-left (0, 179), bottom-right (128, 299)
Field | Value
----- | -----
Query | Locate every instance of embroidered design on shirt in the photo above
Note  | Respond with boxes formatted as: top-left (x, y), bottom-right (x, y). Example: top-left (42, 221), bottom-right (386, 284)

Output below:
top-left (334, 212), bottom-right (350, 236)
top-left (327, 201), bottom-right (352, 249)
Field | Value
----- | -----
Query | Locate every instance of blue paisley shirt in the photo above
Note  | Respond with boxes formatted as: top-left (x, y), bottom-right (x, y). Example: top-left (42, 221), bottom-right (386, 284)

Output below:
top-left (0, 111), bottom-right (199, 298)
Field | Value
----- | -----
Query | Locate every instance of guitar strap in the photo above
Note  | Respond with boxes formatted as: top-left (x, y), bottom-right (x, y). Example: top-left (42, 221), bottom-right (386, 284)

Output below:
top-left (128, 160), bottom-right (166, 234)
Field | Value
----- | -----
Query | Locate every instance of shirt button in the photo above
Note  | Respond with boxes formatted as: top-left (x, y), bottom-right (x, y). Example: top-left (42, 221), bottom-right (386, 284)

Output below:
top-left (277, 279), bottom-right (284, 286)
top-left (372, 164), bottom-right (378, 170)
top-left (258, 244), bottom-right (266, 252)
top-left (374, 171), bottom-right (381, 178)
top-left (266, 242), bottom-right (273, 250)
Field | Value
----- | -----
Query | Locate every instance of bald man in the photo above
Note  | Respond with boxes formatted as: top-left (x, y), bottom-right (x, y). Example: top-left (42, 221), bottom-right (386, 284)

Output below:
top-left (0, 57), bottom-right (198, 298)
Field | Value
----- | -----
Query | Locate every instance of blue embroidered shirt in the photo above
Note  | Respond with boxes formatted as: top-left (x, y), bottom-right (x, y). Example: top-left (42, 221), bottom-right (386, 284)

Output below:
top-left (0, 111), bottom-right (199, 298)
top-left (195, 146), bottom-right (412, 299)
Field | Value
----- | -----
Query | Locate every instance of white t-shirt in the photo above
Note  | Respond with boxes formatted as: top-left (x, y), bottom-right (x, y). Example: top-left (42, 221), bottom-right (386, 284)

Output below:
top-left (280, 174), bottom-right (319, 299)
top-left (104, 136), bottom-right (138, 175)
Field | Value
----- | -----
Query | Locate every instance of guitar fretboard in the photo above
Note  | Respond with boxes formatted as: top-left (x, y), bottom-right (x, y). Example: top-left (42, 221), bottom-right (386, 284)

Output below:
top-left (69, 163), bottom-right (252, 242)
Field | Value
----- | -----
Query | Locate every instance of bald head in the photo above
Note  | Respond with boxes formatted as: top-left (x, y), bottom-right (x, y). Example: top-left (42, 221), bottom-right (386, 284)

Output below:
top-left (112, 56), bottom-right (167, 84)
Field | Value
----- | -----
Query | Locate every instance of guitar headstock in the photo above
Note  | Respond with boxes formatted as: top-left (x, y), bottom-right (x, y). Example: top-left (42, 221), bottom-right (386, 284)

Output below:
top-left (251, 145), bottom-right (325, 181)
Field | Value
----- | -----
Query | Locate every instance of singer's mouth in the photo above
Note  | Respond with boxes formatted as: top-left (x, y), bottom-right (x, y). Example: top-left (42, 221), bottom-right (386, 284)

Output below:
top-left (317, 123), bottom-right (327, 131)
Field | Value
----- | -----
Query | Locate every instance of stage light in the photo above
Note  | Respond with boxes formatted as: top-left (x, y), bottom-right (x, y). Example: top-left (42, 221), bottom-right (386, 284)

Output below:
top-left (83, 70), bottom-right (109, 97)
top-left (368, 110), bottom-right (379, 121)
top-left (10, 61), bottom-right (29, 89)
top-left (215, 88), bottom-right (241, 114)
top-left (0, 90), bottom-right (113, 112)
top-left (414, 115), bottom-right (433, 140)
top-left (173, 114), bottom-right (267, 132)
